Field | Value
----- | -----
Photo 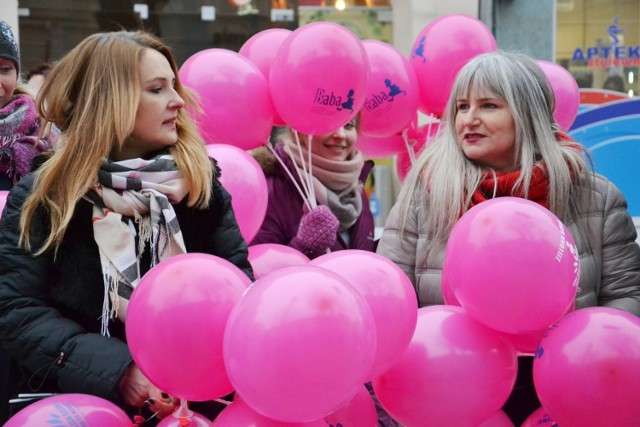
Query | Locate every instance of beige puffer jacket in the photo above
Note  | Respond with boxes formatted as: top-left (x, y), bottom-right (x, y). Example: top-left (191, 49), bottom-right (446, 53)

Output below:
top-left (377, 173), bottom-right (640, 316)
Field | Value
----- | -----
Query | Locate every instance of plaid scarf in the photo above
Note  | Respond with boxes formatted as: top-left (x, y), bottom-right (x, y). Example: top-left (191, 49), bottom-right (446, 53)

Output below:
top-left (86, 154), bottom-right (188, 336)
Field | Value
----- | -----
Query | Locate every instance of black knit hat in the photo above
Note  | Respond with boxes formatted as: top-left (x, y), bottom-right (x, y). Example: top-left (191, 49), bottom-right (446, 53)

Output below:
top-left (0, 21), bottom-right (19, 73)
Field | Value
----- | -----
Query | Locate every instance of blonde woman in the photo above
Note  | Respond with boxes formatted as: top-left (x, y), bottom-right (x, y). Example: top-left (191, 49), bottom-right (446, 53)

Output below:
top-left (377, 51), bottom-right (640, 423)
top-left (0, 30), bottom-right (252, 422)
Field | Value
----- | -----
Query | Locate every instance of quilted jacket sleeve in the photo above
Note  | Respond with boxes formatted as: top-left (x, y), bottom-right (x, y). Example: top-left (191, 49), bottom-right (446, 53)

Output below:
top-left (376, 200), bottom-right (418, 287)
top-left (597, 177), bottom-right (640, 316)
top-left (0, 176), bottom-right (132, 402)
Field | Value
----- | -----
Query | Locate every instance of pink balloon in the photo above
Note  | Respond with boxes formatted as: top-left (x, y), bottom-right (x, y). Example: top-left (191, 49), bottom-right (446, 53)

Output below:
top-left (501, 299), bottom-right (576, 356)
top-left (441, 263), bottom-right (460, 306)
top-left (445, 197), bottom-right (579, 334)
top-left (478, 410), bottom-right (514, 427)
top-left (410, 14), bottom-right (497, 118)
top-left (356, 132), bottom-right (406, 159)
top-left (359, 40), bottom-right (419, 137)
top-left (158, 411), bottom-right (213, 426)
top-left (212, 399), bottom-right (326, 426)
top-left (126, 253), bottom-right (251, 401)
top-left (536, 60), bottom-right (580, 131)
top-left (247, 243), bottom-right (309, 280)
top-left (372, 306), bottom-right (517, 426)
top-left (179, 49), bottom-right (274, 149)
top-left (204, 144), bottom-right (268, 242)
top-left (5, 394), bottom-right (132, 427)
top-left (520, 407), bottom-right (557, 427)
top-left (239, 29), bottom-right (291, 126)
top-left (269, 22), bottom-right (369, 135)
top-left (0, 190), bottom-right (8, 213)
top-left (309, 249), bottom-right (418, 378)
top-left (533, 307), bottom-right (640, 426)
top-left (223, 265), bottom-right (376, 422)
top-left (324, 384), bottom-right (377, 427)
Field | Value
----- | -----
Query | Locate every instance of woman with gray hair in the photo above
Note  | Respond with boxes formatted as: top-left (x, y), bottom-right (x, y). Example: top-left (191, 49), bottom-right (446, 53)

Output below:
top-left (377, 50), bottom-right (640, 422)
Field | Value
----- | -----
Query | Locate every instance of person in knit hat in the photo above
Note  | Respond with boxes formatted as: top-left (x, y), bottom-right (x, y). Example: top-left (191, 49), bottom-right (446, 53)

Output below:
top-left (0, 20), bottom-right (50, 190)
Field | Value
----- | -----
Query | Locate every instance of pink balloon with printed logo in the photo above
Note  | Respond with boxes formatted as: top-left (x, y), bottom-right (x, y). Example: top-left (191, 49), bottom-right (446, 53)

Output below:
top-left (410, 14), bottom-right (497, 118)
top-left (445, 197), bottom-right (579, 334)
top-left (4, 394), bottom-right (132, 427)
top-left (310, 249), bottom-right (418, 378)
top-left (270, 22), bottom-right (369, 135)
top-left (360, 40), bottom-right (419, 137)
top-left (324, 384), bottom-right (377, 427)
top-left (223, 265), bottom-right (376, 422)
top-left (126, 253), bottom-right (251, 401)
top-left (533, 307), bottom-right (640, 426)
top-left (536, 60), bottom-right (580, 131)
top-left (179, 49), bottom-right (274, 149)
top-left (247, 243), bottom-right (309, 280)
top-left (372, 306), bottom-right (517, 426)
top-left (204, 144), bottom-right (268, 242)
top-left (212, 399), bottom-right (326, 427)
top-left (520, 407), bottom-right (557, 427)
top-left (239, 29), bottom-right (291, 126)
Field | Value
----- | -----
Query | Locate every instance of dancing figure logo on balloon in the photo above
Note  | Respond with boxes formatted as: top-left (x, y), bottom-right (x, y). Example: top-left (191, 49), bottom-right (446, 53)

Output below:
top-left (412, 35), bottom-right (426, 63)
top-left (385, 78), bottom-right (406, 101)
top-left (336, 89), bottom-right (355, 112)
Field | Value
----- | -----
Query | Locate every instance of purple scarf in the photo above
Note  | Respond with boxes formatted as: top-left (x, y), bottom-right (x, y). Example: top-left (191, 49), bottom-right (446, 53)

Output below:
top-left (0, 94), bottom-right (49, 184)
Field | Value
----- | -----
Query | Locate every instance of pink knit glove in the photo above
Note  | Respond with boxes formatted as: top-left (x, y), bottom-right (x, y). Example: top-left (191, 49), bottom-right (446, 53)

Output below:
top-left (293, 205), bottom-right (339, 257)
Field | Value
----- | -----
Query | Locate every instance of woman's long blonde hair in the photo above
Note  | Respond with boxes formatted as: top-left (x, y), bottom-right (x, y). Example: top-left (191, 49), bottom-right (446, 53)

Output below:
top-left (20, 30), bottom-right (213, 254)
top-left (396, 51), bottom-right (590, 245)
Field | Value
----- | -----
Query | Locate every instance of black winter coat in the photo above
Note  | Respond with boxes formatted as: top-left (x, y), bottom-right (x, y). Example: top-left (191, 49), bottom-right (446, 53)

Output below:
top-left (0, 169), bottom-right (253, 405)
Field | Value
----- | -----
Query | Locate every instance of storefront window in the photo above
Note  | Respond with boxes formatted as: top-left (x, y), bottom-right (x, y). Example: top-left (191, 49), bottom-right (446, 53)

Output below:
top-left (18, 0), bottom-right (295, 70)
top-left (557, 0), bottom-right (640, 96)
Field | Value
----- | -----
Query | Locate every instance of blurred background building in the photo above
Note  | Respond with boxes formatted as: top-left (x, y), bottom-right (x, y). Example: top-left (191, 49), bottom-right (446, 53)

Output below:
top-left (1, 0), bottom-right (638, 229)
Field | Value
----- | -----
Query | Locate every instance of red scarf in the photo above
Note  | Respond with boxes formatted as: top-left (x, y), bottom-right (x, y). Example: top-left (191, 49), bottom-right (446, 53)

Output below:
top-left (469, 132), bottom-right (580, 209)
top-left (470, 165), bottom-right (550, 209)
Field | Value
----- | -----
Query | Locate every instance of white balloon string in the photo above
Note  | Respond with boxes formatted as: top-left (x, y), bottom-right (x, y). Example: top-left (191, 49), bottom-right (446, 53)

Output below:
top-left (173, 398), bottom-right (194, 419)
top-left (293, 130), bottom-right (317, 209)
top-left (306, 135), bottom-right (317, 208)
top-left (402, 129), bottom-right (416, 165)
top-left (266, 143), bottom-right (313, 211)
top-left (214, 398), bottom-right (232, 406)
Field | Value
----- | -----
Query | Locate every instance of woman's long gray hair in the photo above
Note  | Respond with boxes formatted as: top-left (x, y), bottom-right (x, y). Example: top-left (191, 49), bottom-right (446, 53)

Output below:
top-left (396, 51), bottom-right (590, 245)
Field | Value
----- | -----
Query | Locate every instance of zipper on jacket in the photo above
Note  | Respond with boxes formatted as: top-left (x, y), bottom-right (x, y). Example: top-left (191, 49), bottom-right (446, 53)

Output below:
top-left (28, 352), bottom-right (67, 392)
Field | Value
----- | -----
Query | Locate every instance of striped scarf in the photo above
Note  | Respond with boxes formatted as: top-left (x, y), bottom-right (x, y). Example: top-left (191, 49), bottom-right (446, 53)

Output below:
top-left (86, 154), bottom-right (188, 336)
